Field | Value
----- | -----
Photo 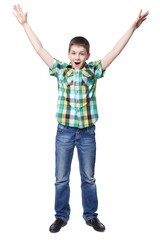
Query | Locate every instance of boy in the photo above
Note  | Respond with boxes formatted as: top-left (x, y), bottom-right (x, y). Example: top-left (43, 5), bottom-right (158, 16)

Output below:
top-left (13, 4), bottom-right (149, 233)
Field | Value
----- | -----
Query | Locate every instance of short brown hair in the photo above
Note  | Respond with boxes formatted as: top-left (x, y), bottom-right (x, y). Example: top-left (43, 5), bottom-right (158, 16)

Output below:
top-left (68, 36), bottom-right (90, 54)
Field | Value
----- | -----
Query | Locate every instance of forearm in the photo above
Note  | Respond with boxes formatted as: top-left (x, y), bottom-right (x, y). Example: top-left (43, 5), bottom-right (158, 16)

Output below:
top-left (113, 22), bottom-right (136, 54)
top-left (22, 22), bottom-right (43, 52)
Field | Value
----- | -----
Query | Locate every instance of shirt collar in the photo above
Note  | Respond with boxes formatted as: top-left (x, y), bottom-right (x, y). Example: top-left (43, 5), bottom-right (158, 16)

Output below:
top-left (66, 62), bottom-right (89, 70)
top-left (63, 62), bottom-right (93, 79)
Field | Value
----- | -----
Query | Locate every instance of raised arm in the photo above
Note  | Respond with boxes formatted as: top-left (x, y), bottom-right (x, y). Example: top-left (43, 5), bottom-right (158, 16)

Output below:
top-left (101, 9), bottom-right (149, 71)
top-left (13, 4), bottom-right (54, 69)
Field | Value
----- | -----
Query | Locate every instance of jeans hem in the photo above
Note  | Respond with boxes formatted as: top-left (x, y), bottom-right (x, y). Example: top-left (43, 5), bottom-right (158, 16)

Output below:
top-left (55, 216), bottom-right (69, 222)
top-left (83, 215), bottom-right (98, 221)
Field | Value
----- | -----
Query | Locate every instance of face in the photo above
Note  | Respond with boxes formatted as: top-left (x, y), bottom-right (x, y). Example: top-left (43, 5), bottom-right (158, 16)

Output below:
top-left (68, 45), bottom-right (90, 70)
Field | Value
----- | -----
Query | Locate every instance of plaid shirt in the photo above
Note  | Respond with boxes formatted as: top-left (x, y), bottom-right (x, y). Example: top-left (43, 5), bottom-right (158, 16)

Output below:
top-left (49, 58), bottom-right (106, 128)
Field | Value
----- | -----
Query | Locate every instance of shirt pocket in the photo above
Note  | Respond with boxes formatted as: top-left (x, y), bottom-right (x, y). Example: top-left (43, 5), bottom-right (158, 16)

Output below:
top-left (82, 69), bottom-right (95, 89)
top-left (60, 75), bottom-right (74, 89)
top-left (82, 76), bottom-right (90, 88)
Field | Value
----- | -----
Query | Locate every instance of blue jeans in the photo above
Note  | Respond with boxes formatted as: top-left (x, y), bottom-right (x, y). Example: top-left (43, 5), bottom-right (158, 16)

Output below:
top-left (54, 123), bottom-right (98, 222)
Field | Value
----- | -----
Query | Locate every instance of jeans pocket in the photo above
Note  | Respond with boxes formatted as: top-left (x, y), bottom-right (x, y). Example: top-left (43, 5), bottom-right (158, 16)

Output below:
top-left (86, 124), bottom-right (96, 137)
top-left (57, 123), bottom-right (67, 134)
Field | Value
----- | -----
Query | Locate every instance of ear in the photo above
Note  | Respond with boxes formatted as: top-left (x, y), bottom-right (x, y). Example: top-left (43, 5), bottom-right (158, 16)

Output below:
top-left (87, 53), bottom-right (90, 60)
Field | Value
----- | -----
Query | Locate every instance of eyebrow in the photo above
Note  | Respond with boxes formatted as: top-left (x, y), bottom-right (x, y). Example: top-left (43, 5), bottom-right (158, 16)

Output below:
top-left (71, 50), bottom-right (85, 53)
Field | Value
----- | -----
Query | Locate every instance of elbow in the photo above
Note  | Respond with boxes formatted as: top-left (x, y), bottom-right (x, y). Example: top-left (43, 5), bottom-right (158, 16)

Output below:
top-left (36, 46), bottom-right (43, 54)
top-left (101, 49), bottom-right (120, 70)
top-left (112, 48), bottom-right (120, 56)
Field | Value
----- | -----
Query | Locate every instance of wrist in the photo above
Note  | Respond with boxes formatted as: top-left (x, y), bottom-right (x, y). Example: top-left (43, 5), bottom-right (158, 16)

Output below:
top-left (22, 21), bottom-right (28, 27)
top-left (131, 22), bottom-right (137, 31)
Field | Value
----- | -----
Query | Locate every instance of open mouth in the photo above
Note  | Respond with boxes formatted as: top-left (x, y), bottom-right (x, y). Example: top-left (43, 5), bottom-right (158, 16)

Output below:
top-left (74, 61), bottom-right (81, 66)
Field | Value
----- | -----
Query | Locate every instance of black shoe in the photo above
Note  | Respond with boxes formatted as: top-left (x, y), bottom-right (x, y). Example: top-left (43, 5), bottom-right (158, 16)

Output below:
top-left (86, 218), bottom-right (105, 232)
top-left (49, 218), bottom-right (67, 233)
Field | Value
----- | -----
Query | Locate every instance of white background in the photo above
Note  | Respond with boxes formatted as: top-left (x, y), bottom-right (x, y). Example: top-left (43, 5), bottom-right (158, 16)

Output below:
top-left (0, 0), bottom-right (160, 239)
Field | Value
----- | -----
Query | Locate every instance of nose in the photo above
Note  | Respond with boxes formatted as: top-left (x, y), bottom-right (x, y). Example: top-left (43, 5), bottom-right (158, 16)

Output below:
top-left (75, 53), bottom-right (80, 59)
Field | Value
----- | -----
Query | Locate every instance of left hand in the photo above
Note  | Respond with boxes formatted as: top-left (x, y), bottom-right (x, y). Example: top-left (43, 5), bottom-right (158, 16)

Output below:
top-left (133, 9), bottom-right (149, 29)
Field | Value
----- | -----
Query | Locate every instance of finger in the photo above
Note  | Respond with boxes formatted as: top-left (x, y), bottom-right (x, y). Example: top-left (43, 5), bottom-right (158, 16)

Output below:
top-left (142, 18), bottom-right (147, 21)
top-left (25, 11), bottom-right (28, 17)
top-left (17, 4), bottom-right (22, 10)
top-left (17, 4), bottom-right (23, 14)
top-left (14, 5), bottom-right (21, 15)
top-left (144, 11), bottom-right (149, 17)
top-left (142, 11), bottom-right (149, 18)
top-left (141, 15), bottom-right (148, 22)
top-left (13, 11), bottom-right (17, 17)
top-left (17, 4), bottom-right (22, 9)
top-left (13, 5), bottom-right (19, 13)
top-left (139, 9), bottom-right (142, 18)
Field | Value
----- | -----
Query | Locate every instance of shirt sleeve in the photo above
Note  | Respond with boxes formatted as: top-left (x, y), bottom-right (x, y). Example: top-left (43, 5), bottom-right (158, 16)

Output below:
top-left (89, 60), bottom-right (106, 79)
top-left (49, 58), bottom-right (65, 78)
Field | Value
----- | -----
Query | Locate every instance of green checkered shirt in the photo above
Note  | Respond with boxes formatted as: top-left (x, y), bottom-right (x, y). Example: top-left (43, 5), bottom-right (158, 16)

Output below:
top-left (49, 58), bottom-right (106, 128)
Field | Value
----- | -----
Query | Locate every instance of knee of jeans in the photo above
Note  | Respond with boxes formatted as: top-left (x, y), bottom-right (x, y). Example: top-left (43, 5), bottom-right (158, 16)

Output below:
top-left (55, 177), bottom-right (69, 185)
top-left (82, 176), bottom-right (96, 185)
top-left (89, 177), bottom-right (96, 184)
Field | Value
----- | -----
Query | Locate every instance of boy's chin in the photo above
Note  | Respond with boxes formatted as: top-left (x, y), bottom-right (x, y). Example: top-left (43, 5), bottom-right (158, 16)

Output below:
top-left (72, 65), bottom-right (81, 70)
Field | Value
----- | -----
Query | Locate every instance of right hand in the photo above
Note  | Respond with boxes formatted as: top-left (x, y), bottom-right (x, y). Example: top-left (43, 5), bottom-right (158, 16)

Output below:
top-left (13, 4), bottom-right (28, 25)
